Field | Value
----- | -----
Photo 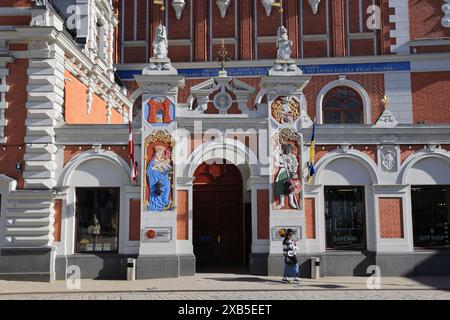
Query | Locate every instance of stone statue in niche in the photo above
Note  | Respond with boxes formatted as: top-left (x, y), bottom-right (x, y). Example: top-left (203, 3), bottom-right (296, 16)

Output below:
top-left (153, 25), bottom-right (168, 59)
top-left (147, 145), bottom-right (173, 211)
top-left (274, 143), bottom-right (300, 210)
top-left (276, 26), bottom-right (293, 60)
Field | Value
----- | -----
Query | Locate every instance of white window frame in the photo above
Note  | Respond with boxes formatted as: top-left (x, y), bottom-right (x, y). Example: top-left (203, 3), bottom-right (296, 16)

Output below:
top-left (316, 78), bottom-right (372, 125)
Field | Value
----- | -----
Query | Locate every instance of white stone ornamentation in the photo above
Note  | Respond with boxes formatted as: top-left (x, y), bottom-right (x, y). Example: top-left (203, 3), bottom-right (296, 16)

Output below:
top-left (144, 25), bottom-right (178, 74)
top-left (261, 0), bottom-right (275, 16)
top-left (308, 0), bottom-right (321, 15)
top-left (375, 109), bottom-right (399, 128)
top-left (269, 26), bottom-right (302, 75)
top-left (216, 0), bottom-right (231, 19)
top-left (188, 70), bottom-right (255, 114)
top-left (33, 0), bottom-right (47, 6)
top-left (380, 147), bottom-right (397, 172)
top-left (86, 87), bottom-right (94, 114)
top-left (442, 1), bottom-right (450, 28)
top-left (213, 92), bottom-right (233, 114)
top-left (172, 0), bottom-right (186, 21)
top-left (276, 26), bottom-right (292, 60)
top-left (153, 25), bottom-right (168, 59)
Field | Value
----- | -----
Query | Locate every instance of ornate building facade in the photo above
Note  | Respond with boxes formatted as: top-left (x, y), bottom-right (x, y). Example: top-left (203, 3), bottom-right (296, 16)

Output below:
top-left (0, 0), bottom-right (449, 281)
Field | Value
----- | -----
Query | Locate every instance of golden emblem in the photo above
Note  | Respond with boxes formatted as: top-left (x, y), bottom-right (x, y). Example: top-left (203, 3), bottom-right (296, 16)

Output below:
top-left (271, 97), bottom-right (300, 124)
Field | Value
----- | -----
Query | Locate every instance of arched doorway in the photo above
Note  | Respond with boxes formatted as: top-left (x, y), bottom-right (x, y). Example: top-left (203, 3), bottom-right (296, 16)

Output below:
top-left (193, 161), bottom-right (247, 271)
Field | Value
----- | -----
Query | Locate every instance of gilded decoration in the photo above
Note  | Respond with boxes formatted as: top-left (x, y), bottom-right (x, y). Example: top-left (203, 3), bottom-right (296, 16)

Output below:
top-left (271, 97), bottom-right (300, 124)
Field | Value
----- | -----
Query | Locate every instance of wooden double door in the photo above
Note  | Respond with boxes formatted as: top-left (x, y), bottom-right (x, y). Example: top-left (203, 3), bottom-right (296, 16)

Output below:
top-left (193, 163), bottom-right (245, 267)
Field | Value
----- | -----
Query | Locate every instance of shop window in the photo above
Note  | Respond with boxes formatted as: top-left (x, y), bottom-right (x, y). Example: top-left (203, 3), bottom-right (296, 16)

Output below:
top-left (323, 86), bottom-right (364, 124)
top-left (412, 186), bottom-right (450, 248)
top-left (75, 188), bottom-right (120, 253)
top-left (324, 186), bottom-right (366, 250)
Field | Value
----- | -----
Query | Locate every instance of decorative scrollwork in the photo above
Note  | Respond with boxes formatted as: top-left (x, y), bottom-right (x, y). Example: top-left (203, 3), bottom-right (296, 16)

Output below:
top-left (278, 127), bottom-right (302, 143)
top-left (145, 130), bottom-right (175, 147)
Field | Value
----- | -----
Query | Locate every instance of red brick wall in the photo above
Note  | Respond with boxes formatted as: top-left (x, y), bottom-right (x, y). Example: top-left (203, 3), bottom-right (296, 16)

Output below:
top-left (194, 0), bottom-right (208, 61)
top-left (0, 59), bottom-right (28, 189)
top-left (257, 189), bottom-right (269, 240)
top-left (412, 45), bottom-right (450, 54)
top-left (129, 198), bottom-right (141, 241)
top-left (177, 74), bottom-right (384, 121)
top-left (314, 145), bottom-right (377, 164)
top-left (123, 0), bottom-right (134, 42)
top-left (239, 0), bottom-right (253, 60)
top-left (117, 1), bottom-right (397, 62)
top-left (0, 16), bottom-right (31, 26)
top-left (379, 197), bottom-right (404, 239)
top-left (411, 72), bottom-right (450, 124)
top-left (330, 0), bottom-right (346, 57)
top-left (0, 0), bottom-right (32, 7)
top-left (53, 199), bottom-right (62, 242)
top-left (305, 198), bottom-right (316, 239)
top-left (63, 145), bottom-right (129, 166)
top-left (409, 0), bottom-right (450, 40)
top-left (380, 0), bottom-right (394, 54)
top-left (400, 145), bottom-right (424, 164)
top-left (303, 74), bottom-right (385, 123)
top-left (177, 190), bottom-right (189, 240)
top-left (9, 43), bottom-right (28, 51)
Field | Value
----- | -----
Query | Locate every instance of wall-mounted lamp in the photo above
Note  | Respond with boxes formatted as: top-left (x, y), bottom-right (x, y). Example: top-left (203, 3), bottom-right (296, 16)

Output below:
top-left (15, 161), bottom-right (23, 172)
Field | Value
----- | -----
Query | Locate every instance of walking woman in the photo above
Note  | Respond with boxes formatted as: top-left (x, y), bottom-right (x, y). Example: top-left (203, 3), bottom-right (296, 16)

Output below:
top-left (282, 229), bottom-right (299, 283)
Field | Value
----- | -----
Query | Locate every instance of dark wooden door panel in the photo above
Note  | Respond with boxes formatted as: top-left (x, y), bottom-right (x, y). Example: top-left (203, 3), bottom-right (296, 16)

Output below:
top-left (193, 163), bottom-right (244, 267)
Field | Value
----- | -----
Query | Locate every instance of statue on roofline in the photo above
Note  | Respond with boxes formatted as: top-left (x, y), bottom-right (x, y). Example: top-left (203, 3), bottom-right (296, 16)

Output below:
top-left (144, 24), bottom-right (177, 73)
top-left (276, 26), bottom-right (293, 60)
top-left (270, 25), bottom-right (302, 75)
top-left (153, 24), bottom-right (168, 60)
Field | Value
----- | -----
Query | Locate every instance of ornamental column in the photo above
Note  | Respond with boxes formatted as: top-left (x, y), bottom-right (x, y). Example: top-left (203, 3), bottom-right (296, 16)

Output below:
top-left (259, 25), bottom-right (313, 276)
top-left (134, 24), bottom-right (188, 279)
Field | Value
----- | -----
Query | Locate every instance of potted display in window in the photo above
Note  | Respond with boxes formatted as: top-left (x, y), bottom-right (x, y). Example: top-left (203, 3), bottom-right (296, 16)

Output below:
top-left (87, 214), bottom-right (101, 235)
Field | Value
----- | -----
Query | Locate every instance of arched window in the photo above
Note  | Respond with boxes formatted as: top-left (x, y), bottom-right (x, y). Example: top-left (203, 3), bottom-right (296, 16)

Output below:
top-left (323, 86), bottom-right (364, 124)
top-left (156, 109), bottom-right (164, 123)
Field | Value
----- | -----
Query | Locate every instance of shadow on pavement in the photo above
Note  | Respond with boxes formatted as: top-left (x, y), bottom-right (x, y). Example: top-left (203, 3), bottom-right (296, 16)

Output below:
top-left (203, 277), bottom-right (283, 285)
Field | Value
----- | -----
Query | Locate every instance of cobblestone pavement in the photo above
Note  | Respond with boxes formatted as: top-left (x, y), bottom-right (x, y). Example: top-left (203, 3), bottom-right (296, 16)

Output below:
top-left (1, 289), bottom-right (450, 300)
top-left (1, 274), bottom-right (450, 300)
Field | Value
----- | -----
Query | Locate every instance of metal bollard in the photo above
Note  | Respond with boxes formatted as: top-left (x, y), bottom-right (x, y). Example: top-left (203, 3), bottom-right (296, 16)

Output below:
top-left (310, 257), bottom-right (320, 279)
top-left (127, 258), bottom-right (136, 281)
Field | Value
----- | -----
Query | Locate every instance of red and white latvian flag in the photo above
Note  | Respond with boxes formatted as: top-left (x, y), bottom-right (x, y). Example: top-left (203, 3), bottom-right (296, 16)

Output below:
top-left (128, 121), bottom-right (138, 183)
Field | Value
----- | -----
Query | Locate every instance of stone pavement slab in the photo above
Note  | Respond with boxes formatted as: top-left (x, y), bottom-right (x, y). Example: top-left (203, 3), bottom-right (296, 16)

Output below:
top-left (2, 289), bottom-right (450, 300)
top-left (0, 273), bottom-right (450, 296)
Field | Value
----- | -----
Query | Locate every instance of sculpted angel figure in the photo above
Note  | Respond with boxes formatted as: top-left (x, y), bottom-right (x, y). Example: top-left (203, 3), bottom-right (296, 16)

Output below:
top-left (153, 24), bottom-right (168, 59)
top-left (276, 26), bottom-right (293, 60)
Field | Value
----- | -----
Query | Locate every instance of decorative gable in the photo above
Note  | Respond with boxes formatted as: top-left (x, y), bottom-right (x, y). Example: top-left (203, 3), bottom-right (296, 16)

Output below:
top-left (188, 71), bottom-right (255, 114)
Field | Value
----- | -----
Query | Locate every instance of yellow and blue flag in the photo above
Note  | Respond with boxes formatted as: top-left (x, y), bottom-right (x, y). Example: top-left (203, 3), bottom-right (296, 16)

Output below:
top-left (308, 122), bottom-right (316, 181)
